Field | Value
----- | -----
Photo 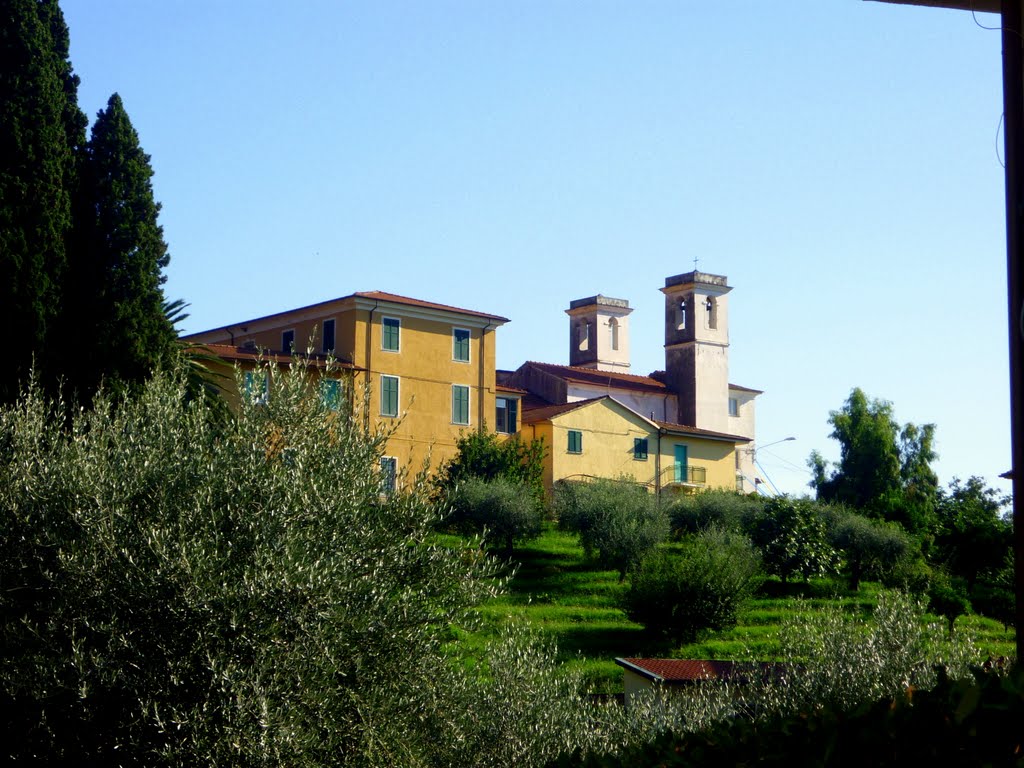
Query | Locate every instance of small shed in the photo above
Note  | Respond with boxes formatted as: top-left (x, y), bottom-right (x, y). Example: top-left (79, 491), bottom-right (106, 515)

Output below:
top-left (615, 658), bottom-right (783, 707)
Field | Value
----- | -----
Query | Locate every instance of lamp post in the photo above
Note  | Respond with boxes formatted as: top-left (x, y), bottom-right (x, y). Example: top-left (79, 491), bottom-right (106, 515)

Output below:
top-left (745, 436), bottom-right (796, 496)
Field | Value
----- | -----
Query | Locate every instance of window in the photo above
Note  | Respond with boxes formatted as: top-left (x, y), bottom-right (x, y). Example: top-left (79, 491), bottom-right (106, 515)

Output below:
top-left (320, 379), bottom-right (343, 411)
top-left (706, 297), bottom-right (718, 330)
top-left (496, 397), bottom-right (518, 434)
top-left (380, 456), bottom-right (397, 494)
top-left (677, 298), bottom-right (687, 331)
top-left (322, 318), bottom-right (336, 354)
top-left (577, 321), bottom-right (589, 351)
top-left (452, 384), bottom-right (470, 425)
top-left (567, 429), bottom-right (582, 454)
top-left (382, 317), bottom-right (400, 352)
top-left (380, 375), bottom-right (399, 417)
top-left (243, 371), bottom-right (269, 405)
top-left (452, 328), bottom-right (470, 362)
top-left (729, 397), bottom-right (739, 417)
top-left (609, 317), bottom-right (619, 351)
top-left (281, 329), bottom-right (295, 353)
top-left (633, 437), bottom-right (648, 460)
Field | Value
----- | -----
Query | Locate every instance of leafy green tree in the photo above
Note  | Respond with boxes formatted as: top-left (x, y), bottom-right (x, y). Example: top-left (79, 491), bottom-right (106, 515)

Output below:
top-left (933, 476), bottom-right (1012, 593)
top-left (744, 496), bottom-right (836, 583)
top-left (446, 476), bottom-right (543, 555)
top-left (0, 0), bottom-right (87, 402)
top-left (927, 573), bottom-right (972, 637)
top-left (622, 527), bottom-right (762, 641)
top-left (827, 511), bottom-right (912, 592)
top-left (0, 361), bottom-right (519, 764)
top-left (809, 388), bottom-right (938, 533)
top-left (555, 478), bottom-right (668, 580)
top-left (435, 429), bottom-right (546, 509)
top-left (665, 487), bottom-right (764, 537)
top-left (63, 93), bottom-right (176, 400)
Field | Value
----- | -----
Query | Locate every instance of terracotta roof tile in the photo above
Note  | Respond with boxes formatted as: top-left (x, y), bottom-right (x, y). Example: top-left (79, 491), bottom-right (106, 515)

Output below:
top-left (182, 291), bottom-right (507, 340)
top-left (521, 397), bottom-right (607, 423)
top-left (353, 291), bottom-right (509, 322)
top-left (523, 361), bottom-right (668, 394)
top-left (496, 383), bottom-right (528, 394)
top-left (654, 420), bottom-right (751, 443)
top-left (617, 658), bottom-right (785, 684)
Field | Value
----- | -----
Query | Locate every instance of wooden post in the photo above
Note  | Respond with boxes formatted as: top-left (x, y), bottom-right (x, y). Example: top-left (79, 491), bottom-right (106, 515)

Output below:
top-left (1001, 0), bottom-right (1024, 659)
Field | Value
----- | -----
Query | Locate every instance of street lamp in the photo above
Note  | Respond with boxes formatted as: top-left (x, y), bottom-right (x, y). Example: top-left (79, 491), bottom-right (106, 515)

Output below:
top-left (746, 436), bottom-right (796, 458)
top-left (744, 436), bottom-right (795, 496)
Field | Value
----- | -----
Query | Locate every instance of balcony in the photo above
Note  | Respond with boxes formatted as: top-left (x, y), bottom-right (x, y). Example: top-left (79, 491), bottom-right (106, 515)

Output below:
top-left (657, 464), bottom-right (707, 490)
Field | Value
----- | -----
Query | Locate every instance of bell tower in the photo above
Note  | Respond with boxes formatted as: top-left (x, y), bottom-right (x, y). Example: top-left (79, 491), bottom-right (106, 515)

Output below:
top-left (566, 295), bottom-right (633, 371)
top-left (662, 271), bottom-right (731, 431)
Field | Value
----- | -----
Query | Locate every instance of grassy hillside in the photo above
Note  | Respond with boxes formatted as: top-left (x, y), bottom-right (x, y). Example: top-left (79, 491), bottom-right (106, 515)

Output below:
top-left (467, 525), bottom-right (1016, 694)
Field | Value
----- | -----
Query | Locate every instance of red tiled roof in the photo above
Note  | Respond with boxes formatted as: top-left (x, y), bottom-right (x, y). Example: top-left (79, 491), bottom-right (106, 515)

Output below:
top-left (523, 361), bottom-right (668, 394)
top-left (182, 291), bottom-right (507, 340)
top-left (353, 291), bottom-right (509, 322)
top-left (496, 383), bottom-right (528, 394)
top-left (654, 420), bottom-right (751, 443)
top-left (521, 397), bottom-right (607, 423)
top-left (617, 658), bottom-right (783, 684)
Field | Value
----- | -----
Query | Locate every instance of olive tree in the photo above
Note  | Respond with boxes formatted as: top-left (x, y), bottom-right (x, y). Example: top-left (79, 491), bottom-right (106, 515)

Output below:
top-left (446, 475), bottom-right (543, 555)
top-left (0, 362), bottom-right (511, 765)
top-left (555, 478), bottom-right (668, 580)
top-left (622, 528), bottom-right (763, 642)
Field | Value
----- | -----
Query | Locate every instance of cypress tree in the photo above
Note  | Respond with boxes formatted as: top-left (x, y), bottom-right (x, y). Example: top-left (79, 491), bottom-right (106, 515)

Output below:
top-left (0, 0), bottom-right (86, 402)
top-left (70, 93), bottom-right (175, 399)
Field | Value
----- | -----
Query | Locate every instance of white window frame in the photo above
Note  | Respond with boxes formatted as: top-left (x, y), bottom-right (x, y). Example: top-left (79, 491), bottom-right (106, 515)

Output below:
top-left (380, 374), bottom-right (400, 417)
top-left (452, 384), bottom-right (470, 426)
top-left (381, 316), bottom-right (401, 352)
top-left (496, 396), bottom-right (518, 434)
top-left (452, 327), bottom-right (471, 363)
top-left (380, 456), bottom-right (397, 494)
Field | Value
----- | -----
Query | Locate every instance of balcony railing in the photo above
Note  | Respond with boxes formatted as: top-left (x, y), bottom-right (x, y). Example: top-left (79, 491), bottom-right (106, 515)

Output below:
top-left (657, 465), bottom-right (707, 488)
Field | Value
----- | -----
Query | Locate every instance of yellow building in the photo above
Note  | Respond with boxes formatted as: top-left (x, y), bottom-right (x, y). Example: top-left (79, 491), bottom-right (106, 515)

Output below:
top-left (182, 291), bottom-right (509, 489)
top-left (517, 390), bottom-right (746, 496)
top-left (183, 270), bottom-right (760, 497)
top-left (503, 270), bottom-right (759, 495)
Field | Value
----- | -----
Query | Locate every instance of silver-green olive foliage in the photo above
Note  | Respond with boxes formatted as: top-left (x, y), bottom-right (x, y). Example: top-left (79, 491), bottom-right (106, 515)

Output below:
top-left (0, 362), bottom-right (520, 765)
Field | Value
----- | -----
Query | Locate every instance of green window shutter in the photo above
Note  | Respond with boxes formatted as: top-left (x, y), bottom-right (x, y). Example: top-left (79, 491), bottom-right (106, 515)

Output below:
top-left (380, 457), bottom-right (397, 494)
top-left (320, 379), bottom-right (342, 411)
top-left (453, 329), bottom-right (470, 361)
top-left (452, 385), bottom-right (469, 425)
top-left (381, 375), bottom-right (399, 417)
top-left (382, 318), bottom-right (400, 351)
top-left (634, 437), bottom-right (648, 460)
top-left (568, 430), bottom-right (582, 453)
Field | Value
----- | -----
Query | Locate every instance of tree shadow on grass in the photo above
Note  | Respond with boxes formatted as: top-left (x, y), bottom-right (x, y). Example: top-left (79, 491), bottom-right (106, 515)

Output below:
top-left (757, 577), bottom-right (849, 600)
top-left (554, 625), bottom-right (677, 662)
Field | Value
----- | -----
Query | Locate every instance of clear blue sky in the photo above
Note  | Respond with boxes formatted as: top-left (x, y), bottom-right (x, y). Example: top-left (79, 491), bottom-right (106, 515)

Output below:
top-left (62, 1), bottom-right (1010, 497)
